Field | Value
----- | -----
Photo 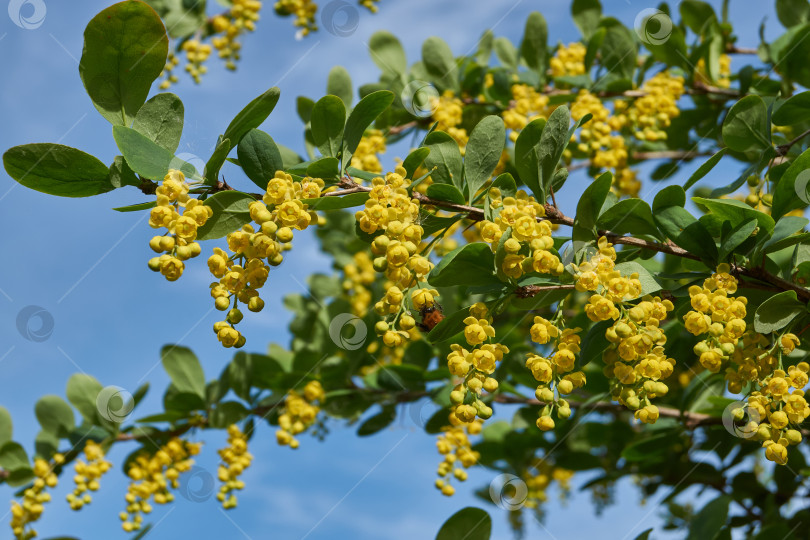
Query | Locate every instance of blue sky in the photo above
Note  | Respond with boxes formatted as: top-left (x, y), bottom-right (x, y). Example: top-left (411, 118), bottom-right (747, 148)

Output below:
top-left (0, 0), bottom-right (783, 539)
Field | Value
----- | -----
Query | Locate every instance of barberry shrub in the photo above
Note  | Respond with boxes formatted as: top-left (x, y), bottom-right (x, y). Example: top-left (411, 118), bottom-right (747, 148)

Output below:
top-left (5, 0), bottom-right (810, 538)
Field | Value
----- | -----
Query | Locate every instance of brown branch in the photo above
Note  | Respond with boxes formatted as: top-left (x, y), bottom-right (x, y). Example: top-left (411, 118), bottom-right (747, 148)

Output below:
top-left (726, 46), bottom-right (758, 55)
top-left (776, 127), bottom-right (810, 157)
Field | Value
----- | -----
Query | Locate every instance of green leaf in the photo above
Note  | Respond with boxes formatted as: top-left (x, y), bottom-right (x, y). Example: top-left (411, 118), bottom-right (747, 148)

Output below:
top-left (112, 126), bottom-right (200, 181)
top-left (327, 66), bottom-right (353, 108)
top-left (237, 129), bottom-right (283, 190)
top-left (599, 19), bottom-right (637, 79)
top-left (79, 0), bottom-right (168, 125)
top-left (634, 529), bottom-right (653, 540)
top-left (679, 1), bottom-right (717, 34)
top-left (692, 197), bottom-right (775, 235)
top-left (777, 24), bottom-right (810, 88)
top-left (653, 184), bottom-right (685, 211)
top-left (196, 191), bottom-right (254, 241)
top-left (427, 306), bottom-right (474, 343)
top-left (494, 38), bottom-right (518, 70)
top-left (3, 144), bottom-right (114, 197)
top-left (423, 131), bottom-right (464, 191)
top-left (302, 192), bottom-right (370, 210)
top-left (654, 205), bottom-right (718, 263)
top-left (426, 184), bottom-right (466, 205)
top-left (307, 156), bottom-right (340, 179)
top-left (577, 320), bottom-right (612, 369)
top-left (311, 95), bottom-right (346, 158)
top-left (132, 93), bottom-right (184, 153)
top-left (35, 395), bottom-right (75, 437)
top-left (773, 91), bottom-right (810, 126)
top-left (113, 201), bottom-right (156, 212)
top-left (428, 243), bottom-right (497, 287)
top-left (686, 496), bottom-right (731, 540)
top-left (368, 31), bottom-right (407, 77)
top-left (209, 401), bottom-right (249, 429)
top-left (402, 147), bottom-right (431, 179)
top-left (718, 219), bottom-right (757, 260)
top-left (753, 291), bottom-right (804, 334)
top-left (573, 172), bottom-right (612, 241)
top-left (513, 118), bottom-right (546, 197)
top-left (0, 407), bottom-right (12, 448)
top-left (109, 155), bottom-right (139, 189)
top-left (344, 90), bottom-right (394, 155)
top-left (596, 198), bottom-right (661, 239)
top-left (475, 30), bottom-right (494, 65)
top-left (722, 95), bottom-right (771, 153)
top-left (463, 116), bottom-right (505, 201)
top-left (0, 442), bottom-right (30, 472)
top-left (204, 137), bottom-right (231, 184)
top-left (520, 12), bottom-right (548, 75)
top-left (538, 106), bottom-right (571, 198)
top-left (161, 345), bottom-right (206, 399)
top-left (572, 0), bottom-right (602, 39)
top-left (222, 87), bottom-right (281, 147)
top-left (296, 96), bottom-right (314, 124)
top-left (66, 374), bottom-right (103, 424)
top-left (772, 147), bottom-right (810, 219)
top-left (777, 0), bottom-right (810, 28)
top-left (614, 261), bottom-right (662, 297)
top-left (683, 148), bottom-right (727, 190)
top-left (763, 216), bottom-right (809, 252)
top-left (422, 36), bottom-right (459, 92)
top-left (435, 507), bottom-right (492, 540)
top-left (357, 405), bottom-right (396, 436)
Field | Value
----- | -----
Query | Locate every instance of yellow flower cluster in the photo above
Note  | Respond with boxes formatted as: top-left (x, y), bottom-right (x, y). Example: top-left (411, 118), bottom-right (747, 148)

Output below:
top-left (350, 129), bottom-right (386, 173)
top-left (527, 318), bottom-right (584, 431)
top-left (67, 441), bottom-right (111, 511)
top-left (685, 266), bottom-right (810, 464)
top-left (356, 168), bottom-right (429, 348)
top-left (120, 438), bottom-right (201, 533)
top-left (342, 252), bottom-right (376, 315)
top-left (148, 170), bottom-right (212, 282)
top-left (276, 381), bottom-right (325, 449)
top-left (208, 171), bottom-right (324, 347)
top-left (358, 0), bottom-right (381, 13)
top-left (741, 363), bottom-right (810, 465)
top-left (477, 190), bottom-right (563, 279)
top-left (573, 237), bottom-right (674, 422)
top-left (683, 264), bottom-right (748, 375)
top-left (180, 40), bottom-right (213, 84)
top-left (522, 459), bottom-right (574, 509)
top-left (550, 42), bottom-right (587, 78)
top-left (212, 0), bottom-right (261, 70)
top-left (434, 419), bottom-right (482, 496)
top-left (158, 52), bottom-right (180, 90)
top-left (447, 304), bottom-right (509, 424)
top-left (503, 84), bottom-right (550, 141)
top-left (619, 71), bottom-right (685, 142)
top-left (430, 90), bottom-right (468, 147)
top-left (274, 0), bottom-right (317, 36)
top-left (603, 295), bottom-right (675, 423)
top-left (217, 425), bottom-right (253, 509)
top-left (9, 455), bottom-right (61, 540)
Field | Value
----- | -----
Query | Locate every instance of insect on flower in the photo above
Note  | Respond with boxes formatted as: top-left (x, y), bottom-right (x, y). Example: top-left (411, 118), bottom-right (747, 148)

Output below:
top-left (418, 304), bottom-right (445, 332)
